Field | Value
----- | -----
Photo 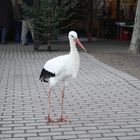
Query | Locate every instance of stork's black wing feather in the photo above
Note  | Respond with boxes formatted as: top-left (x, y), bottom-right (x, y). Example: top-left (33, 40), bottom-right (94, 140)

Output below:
top-left (39, 68), bottom-right (55, 83)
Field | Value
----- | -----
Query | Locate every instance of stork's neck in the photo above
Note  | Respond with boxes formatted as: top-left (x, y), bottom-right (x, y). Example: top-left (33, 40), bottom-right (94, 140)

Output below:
top-left (69, 39), bottom-right (78, 54)
top-left (69, 38), bottom-right (80, 78)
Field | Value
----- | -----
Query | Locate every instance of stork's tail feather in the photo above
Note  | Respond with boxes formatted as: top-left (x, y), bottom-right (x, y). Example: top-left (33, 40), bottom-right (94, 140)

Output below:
top-left (39, 68), bottom-right (55, 83)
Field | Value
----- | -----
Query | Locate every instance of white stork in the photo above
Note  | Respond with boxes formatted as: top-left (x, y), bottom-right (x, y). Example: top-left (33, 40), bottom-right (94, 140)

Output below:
top-left (39, 31), bottom-right (87, 123)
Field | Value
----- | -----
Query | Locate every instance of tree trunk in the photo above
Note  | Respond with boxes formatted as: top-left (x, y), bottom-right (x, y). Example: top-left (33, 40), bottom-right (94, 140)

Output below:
top-left (129, 0), bottom-right (140, 55)
top-left (48, 34), bottom-right (51, 51)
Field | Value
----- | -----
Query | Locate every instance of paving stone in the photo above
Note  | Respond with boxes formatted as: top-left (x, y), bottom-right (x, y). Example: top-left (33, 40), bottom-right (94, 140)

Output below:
top-left (53, 135), bottom-right (77, 140)
top-left (72, 138), bottom-right (91, 140)
top-left (13, 133), bottom-right (37, 138)
top-left (27, 137), bottom-right (52, 140)
top-left (91, 138), bottom-right (118, 140)
top-left (118, 136), bottom-right (140, 140)
top-left (102, 132), bottom-right (127, 137)
top-left (0, 134), bottom-right (12, 139)
top-left (1, 138), bottom-right (25, 140)
top-left (77, 133), bottom-right (102, 138)
top-left (1, 130), bottom-right (24, 134)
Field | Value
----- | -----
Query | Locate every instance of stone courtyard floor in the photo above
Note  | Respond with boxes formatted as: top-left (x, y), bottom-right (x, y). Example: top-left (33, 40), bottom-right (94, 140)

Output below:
top-left (0, 41), bottom-right (140, 140)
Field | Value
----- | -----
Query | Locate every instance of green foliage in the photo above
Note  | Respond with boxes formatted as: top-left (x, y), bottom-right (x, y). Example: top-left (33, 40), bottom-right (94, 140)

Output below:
top-left (21, 2), bottom-right (34, 19)
top-left (34, 0), bottom-right (79, 45)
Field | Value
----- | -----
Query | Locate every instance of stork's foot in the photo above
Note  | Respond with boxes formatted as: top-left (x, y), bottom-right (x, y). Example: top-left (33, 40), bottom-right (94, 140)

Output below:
top-left (45, 115), bottom-right (68, 123)
top-left (46, 115), bottom-right (55, 123)
top-left (57, 115), bottom-right (68, 122)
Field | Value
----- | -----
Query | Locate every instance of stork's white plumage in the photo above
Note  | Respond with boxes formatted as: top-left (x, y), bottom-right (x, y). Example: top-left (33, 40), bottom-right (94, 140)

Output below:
top-left (40, 31), bottom-right (87, 123)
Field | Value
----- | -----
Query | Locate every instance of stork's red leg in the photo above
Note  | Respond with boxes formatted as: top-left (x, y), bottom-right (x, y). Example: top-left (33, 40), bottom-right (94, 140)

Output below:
top-left (59, 85), bottom-right (67, 122)
top-left (47, 87), bottom-right (54, 123)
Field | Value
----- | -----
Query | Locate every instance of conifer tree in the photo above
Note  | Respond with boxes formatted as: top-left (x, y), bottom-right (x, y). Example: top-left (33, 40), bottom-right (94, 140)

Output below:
top-left (33, 0), bottom-right (78, 50)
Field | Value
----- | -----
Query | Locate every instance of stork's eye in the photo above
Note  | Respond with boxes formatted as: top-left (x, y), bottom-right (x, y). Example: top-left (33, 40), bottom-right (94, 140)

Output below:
top-left (71, 35), bottom-right (74, 37)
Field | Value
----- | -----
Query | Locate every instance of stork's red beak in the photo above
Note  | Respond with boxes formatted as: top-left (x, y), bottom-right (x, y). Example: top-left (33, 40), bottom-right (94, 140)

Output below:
top-left (75, 38), bottom-right (87, 52)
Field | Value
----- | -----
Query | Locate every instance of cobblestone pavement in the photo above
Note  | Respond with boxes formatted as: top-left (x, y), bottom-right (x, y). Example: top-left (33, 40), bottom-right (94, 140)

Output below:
top-left (0, 44), bottom-right (140, 140)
